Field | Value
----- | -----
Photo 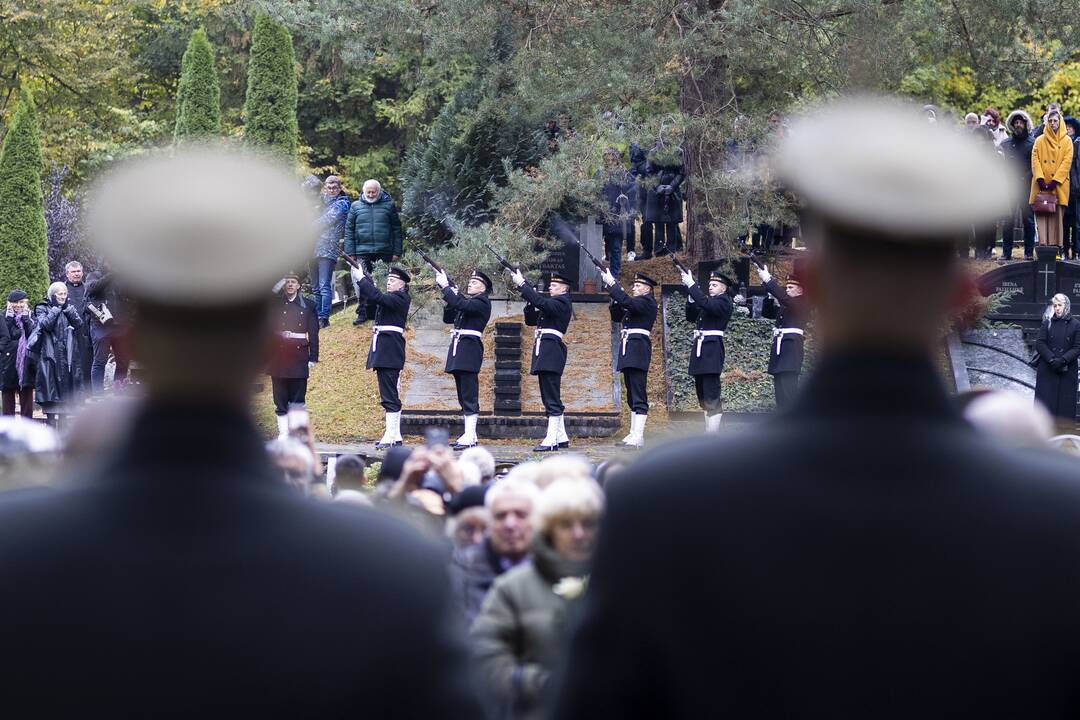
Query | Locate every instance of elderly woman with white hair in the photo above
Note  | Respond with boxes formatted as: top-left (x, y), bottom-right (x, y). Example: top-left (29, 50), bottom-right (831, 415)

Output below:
top-left (32, 281), bottom-right (84, 423)
top-left (471, 477), bottom-right (604, 720)
top-left (1034, 292), bottom-right (1080, 421)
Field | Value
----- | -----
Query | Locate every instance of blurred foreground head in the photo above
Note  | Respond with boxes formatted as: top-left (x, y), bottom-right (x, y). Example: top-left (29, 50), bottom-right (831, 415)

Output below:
top-left (774, 97), bottom-right (1019, 356)
top-left (86, 146), bottom-right (315, 403)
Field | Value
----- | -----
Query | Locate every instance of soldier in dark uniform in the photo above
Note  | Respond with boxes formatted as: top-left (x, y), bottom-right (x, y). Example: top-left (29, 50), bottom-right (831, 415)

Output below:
top-left (0, 147), bottom-right (482, 717)
top-left (679, 267), bottom-right (733, 432)
top-left (509, 268), bottom-right (573, 452)
top-left (352, 262), bottom-right (411, 449)
top-left (757, 259), bottom-right (809, 409)
top-left (553, 100), bottom-right (1080, 720)
top-left (269, 271), bottom-right (320, 437)
top-left (435, 268), bottom-right (492, 450)
top-left (600, 268), bottom-right (657, 448)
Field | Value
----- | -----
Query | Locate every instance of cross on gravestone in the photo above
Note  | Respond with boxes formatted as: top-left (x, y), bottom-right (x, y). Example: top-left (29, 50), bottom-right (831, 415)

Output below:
top-left (1035, 246), bottom-right (1058, 305)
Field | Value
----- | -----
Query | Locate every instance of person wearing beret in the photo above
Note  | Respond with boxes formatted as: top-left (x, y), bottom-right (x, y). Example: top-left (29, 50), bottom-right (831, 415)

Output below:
top-left (435, 268), bottom-right (493, 450)
top-left (1, 289), bottom-right (35, 418)
top-left (756, 259), bottom-right (809, 409)
top-left (351, 262), bottom-right (411, 449)
top-left (268, 271), bottom-right (320, 438)
top-left (0, 148), bottom-right (482, 717)
top-left (679, 268), bottom-right (733, 433)
top-left (508, 268), bottom-right (574, 452)
top-left (599, 269), bottom-right (657, 448)
top-left (554, 99), bottom-right (1080, 719)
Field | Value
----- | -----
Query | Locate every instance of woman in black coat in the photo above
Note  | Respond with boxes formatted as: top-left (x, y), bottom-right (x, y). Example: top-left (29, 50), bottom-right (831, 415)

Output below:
top-left (1, 289), bottom-right (36, 417)
top-left (33, 282), bottom-right (83, 422)
top-left (1034, 293), bottom-right (1080, 421)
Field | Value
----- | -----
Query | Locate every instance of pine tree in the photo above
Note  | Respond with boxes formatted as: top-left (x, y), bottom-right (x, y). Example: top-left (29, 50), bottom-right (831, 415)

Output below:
top-left (243, 13), bottom-right (299, 160)
top-left (174, 27), bottom-right (222, 143)
top-left (0, 89), bottom-right (49, 304)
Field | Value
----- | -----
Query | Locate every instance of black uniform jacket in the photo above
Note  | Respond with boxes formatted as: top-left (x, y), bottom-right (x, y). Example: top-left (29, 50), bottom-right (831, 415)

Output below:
top-left (268, 293), bottom-right (320, 379)
top-left (608, 284), bottom-right (656, 372)
top-left (519, 283), bottom-right (572, 375)
top-left (685, 283), bottom-right (732, 376)
top-left (0, 402), bottom-right (484, 717)
top-left (764, 278), bottom-right (808, 375)
top-left (554, 352), bottom-right (1080, 719)
top-left (442, 287), bottom-right (490, 374)
top-left (357, 276), bottom-right (410, 370)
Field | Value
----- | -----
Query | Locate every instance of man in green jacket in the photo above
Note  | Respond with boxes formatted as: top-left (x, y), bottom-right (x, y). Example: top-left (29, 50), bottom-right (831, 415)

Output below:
top-left (345, 179), bottom-right (403, 325)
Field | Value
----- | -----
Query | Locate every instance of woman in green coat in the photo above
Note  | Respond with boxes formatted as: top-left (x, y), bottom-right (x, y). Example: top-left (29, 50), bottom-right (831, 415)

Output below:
top-left (471, 477), bottom-right (605, 720)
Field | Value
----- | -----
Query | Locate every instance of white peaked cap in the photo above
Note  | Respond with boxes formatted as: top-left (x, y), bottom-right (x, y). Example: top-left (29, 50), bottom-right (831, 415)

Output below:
top-left (773, 97), bottom-right (1022, 238)
top-left (87, 145), bottom-right (317, 305)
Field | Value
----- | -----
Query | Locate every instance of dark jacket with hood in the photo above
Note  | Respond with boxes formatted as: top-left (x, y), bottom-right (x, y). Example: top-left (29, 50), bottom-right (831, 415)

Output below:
top-left (1001, 110), bottom-right (1035, 192)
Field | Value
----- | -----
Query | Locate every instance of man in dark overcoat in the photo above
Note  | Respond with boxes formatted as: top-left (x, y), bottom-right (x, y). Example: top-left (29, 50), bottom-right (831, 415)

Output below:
top-left (553, 99), bottom-right (1080, 719)
top-left (600, 269), bottom-right (657, 447)
top-left (268, 270), bottom-right (320, 437)
top-left (0, 147), bottom-right (482, 717)
top-left (757, 259), bottom-right (809, 409)
top-left (639, 143), bottom-right (685, 257)
top-left (679, 268), bottom-right (733, 432)
top-left (63, 260), bottom-right (92, 393)
top-left (436, 268), bottom-right (492, 450)
top-left (352, 262), bottom-right (411, 449)
top-left (509, 269), bottom-right (573, 452)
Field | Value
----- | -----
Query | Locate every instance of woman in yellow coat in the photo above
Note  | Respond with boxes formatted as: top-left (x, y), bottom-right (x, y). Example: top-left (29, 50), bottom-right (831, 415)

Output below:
top-left (1030, 108), bottom-right (1074, 247)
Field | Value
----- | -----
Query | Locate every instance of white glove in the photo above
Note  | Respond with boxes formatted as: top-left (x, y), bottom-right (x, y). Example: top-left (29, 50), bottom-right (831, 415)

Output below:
top-left (600, 269), bottom-right (616, 287)
top-left (510, 269), bottom-right (526, 287)
top-left (435, 270), bottom-right (449, 289)
top-left (350, 264), bottom-right (365, 283)
top-left (271, 278), bottom-right (287, 293)
top-left (757, 265), bottom-right (772, 283)
top-left (308, 361), bottom-right (316, 371)
top-left (680, 270), bottom-right (695, 287)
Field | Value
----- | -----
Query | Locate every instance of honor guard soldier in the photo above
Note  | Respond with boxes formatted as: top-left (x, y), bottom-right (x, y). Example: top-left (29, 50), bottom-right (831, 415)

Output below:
top-left (756, 259), bottom-right (808, 409)
top-left (269, 270), bottom-right (320, 437)
top-left (509, 269), bottom-right (573, 452)
top-left (600, 268), bottom-right (657, 447)
top-left (679, 268), bottom-right (733, 432)
top-left (352, 262), bottom-right (411, 449)
top-left (553, 100), bottom-right (1080, 720)
top-left (435, 268), bottom-right (492, 449)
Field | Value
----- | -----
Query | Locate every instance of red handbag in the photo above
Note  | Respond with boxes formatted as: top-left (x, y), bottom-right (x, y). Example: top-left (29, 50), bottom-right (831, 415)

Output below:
top-left (1033, 191), bottom-right (1058, 214)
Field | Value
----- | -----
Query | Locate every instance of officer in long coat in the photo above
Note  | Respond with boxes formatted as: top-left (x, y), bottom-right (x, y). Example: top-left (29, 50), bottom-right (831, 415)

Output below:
top-left (509, 269), bottom-right (573, 452)
top-left (268, 270), bottom-right (320, 437)
top-left (553, 99), bottom-right (1080, 720)
top-left (352, 262), bottom-right (411, 448)
top-left (0, 147), bottom-right (482, 717)
top-left (679, 268), bottom-right (733, 432)
top-left (757, 260), bottom-right (809, 409)
top-left (600, 269), bottom-right (657, 447)
top-left (435, 268), bottom-right (492, 449)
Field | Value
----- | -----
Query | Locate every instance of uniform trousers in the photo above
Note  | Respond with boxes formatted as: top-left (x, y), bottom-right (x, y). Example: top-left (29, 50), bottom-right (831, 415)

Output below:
top-left (695, 374), bottom-right (722, 415)
top-left (538, 372), bottom-right (564, 415)
top-left (271, 377), bottom-right (307, 415)
top-left (454, 371), bottom-right (480, 415)
top-left (622, 368), bottom-right (648, 414)
top-left (773, 372), bottom-right (799, 410)
top-left (377, 368), bottom-right (402, 412)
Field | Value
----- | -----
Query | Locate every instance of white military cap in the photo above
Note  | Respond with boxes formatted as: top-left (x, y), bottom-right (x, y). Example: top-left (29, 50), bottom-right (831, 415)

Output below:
top-left (86, 145), bottom-right (316, 305)
top-left (773, 97), bottom-right (1021, 238)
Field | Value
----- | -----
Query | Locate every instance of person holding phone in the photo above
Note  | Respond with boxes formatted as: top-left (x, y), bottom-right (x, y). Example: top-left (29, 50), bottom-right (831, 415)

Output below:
top-left (269, 271), bottom-right (320, 438)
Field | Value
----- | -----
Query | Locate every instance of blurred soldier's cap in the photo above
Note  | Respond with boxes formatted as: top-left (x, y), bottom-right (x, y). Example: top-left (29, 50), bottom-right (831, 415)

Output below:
top-left (86, 146), bottom-right (315, 306)
top-left (773, 97), bottom-right (1019, 239)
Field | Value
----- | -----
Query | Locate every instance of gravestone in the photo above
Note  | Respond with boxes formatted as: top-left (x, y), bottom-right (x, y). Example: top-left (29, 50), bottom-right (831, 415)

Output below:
top-left (959, 329), bottom-right (1035, 397)
top-left (540, 215), bottom-right (604, 292)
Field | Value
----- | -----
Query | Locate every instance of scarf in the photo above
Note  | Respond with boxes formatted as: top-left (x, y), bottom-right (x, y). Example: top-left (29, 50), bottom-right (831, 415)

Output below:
top-left (15, 314), bottom-right (30, 385)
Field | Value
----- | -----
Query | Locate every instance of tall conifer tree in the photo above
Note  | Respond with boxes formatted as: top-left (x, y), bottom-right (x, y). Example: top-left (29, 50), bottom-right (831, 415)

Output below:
top-left (0, 89), bottom-right (48, 303)
top-left (243, 14), bottom-right (299, 160)
top-left (174, 27), bottom-right (222, 143)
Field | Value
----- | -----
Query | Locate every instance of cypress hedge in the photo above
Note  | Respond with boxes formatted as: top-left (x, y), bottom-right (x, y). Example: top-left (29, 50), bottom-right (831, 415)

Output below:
top-left (0, 89), bottom-right (49, 303)
top-left (174, 27), bottom-right (221, 142)
top-left (243, 14), bottom-right (298, 160)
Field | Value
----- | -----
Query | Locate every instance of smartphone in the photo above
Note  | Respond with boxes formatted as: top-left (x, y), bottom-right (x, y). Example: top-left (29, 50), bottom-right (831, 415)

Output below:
top-left (424, 426), bottom-right (449, 448)
top-left (287, 404), bottom-right (310, 433)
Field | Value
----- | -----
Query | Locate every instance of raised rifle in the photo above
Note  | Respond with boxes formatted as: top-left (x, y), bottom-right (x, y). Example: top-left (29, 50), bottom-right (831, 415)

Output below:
top-left (575, 238), bottom-right (609, 272)
top-left (483, 243), bottom-right (519, 273)
top-left (744, 251), bottom-right (766, 270)
top-left (339, 250), bottom-right (373, 275)
top-left (416, 247), bottom-right (456, 289)
top-left (670, 252), bottom-right (691, 275)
